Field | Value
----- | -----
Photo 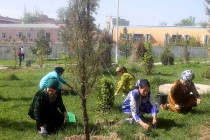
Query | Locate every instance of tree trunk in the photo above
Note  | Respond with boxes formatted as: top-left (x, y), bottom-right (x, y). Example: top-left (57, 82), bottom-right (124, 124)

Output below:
top-left (81, 84), bottom-right (90, 140)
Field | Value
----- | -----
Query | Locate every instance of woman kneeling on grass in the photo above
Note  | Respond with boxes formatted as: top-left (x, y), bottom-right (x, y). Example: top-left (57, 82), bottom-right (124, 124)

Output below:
top-left (115, 66), bottom-right (135, 96)
top-left (160, 69), bottom-right (202, 114)
top-left (28, 78), bottom-right (68, 136)
top-left (122, 79), bottom-right (158, 130)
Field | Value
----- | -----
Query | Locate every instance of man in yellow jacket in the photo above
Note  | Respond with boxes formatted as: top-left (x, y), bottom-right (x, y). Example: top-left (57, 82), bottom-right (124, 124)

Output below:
top-left (115, 66), bottom-right (135, 96)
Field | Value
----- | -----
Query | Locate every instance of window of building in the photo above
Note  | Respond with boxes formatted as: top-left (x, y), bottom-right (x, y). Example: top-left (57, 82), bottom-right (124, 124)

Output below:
top-left (18, 32), bottom-right (23, 38)
top-left (27, 32), bottom-right (31, 39)
top-left (133, 34), bottom-right (143, 43)
top-left (46, 32), bottom-right (51, 41)
top-left (36, 32), bottom-right (40, 38)
top-left (27, 32), bottom-right (32, 41)
top-left (2, 33), bottom-right (7, 38)
top-left (171, 34), bottom-right (181, 42)
top-left (145, 34), bottom-right (151, 43)
top-left (204, 35), bottom-right (209, 45)
top-left (183, 35), bottom-right (190, 40)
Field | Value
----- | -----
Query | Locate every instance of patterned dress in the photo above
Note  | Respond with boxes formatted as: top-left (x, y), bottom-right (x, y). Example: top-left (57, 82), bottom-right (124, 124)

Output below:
top-left (168, 80), bottom-right (200, 113)
top-left (122, 89), bottom-right (158, 122)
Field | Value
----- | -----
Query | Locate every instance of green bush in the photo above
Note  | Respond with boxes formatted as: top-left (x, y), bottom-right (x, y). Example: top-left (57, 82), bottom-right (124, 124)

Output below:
top-left (160, 46), bottom-right (174, 65)
top-left (202, 67), bottom-right (210, 79)
top-left (97, 77), bottom-right (115, 110)
top-left (143, 42), bottom-right (154, 75)
top-left (183, 46), bottom-right (190, 63)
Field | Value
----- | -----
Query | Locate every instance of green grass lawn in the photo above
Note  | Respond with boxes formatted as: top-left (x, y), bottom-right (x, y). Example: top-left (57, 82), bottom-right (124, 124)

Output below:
top-left (0, 59), bottom-right (210, 140)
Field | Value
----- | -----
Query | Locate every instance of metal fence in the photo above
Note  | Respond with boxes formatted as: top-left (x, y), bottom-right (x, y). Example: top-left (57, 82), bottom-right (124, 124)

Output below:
top-left (0, 45), bottom-right (209, 60)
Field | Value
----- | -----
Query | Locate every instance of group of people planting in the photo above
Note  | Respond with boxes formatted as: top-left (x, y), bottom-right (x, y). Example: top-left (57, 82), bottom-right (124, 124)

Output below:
top-left (115, 66), bottom-right (202, 130)
top-left (28, 65), bottom-right (202, 136)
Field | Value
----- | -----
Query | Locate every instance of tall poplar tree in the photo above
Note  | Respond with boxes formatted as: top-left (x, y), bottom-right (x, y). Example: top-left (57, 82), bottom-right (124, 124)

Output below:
top-left (60, 0), bottom-right (100, 139)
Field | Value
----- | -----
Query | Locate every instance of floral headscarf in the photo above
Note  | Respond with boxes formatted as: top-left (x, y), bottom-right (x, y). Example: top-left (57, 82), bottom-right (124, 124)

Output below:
top-left (180, 69), bottom-right (194, 82)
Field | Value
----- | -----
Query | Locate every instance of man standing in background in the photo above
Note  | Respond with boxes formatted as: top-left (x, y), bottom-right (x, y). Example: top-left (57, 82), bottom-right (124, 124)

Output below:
top-left (21, 47), bottom-right (24, 62)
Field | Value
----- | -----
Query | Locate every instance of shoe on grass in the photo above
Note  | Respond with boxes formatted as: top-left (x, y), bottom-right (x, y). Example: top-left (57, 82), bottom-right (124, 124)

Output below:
top-left (160, 103), bottom-right (168, 110)
top-left (125, 118), bottom-right (134, 124)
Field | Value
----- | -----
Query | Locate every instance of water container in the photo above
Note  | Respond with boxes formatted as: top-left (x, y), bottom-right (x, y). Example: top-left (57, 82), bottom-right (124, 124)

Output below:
top-left (156, 93), bottom-right (168, 105)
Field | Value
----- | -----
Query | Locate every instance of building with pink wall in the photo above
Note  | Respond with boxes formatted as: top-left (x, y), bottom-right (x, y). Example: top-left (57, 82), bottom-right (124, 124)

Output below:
top-left (0, 24), bottom-right (61, 45)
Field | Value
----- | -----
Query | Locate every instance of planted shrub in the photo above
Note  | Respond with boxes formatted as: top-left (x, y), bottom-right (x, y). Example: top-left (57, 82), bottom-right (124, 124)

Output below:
top-left (97, 77), bottom-right (115, 110)
top-left (161, 46), bottom-right (174, 65)
top-left (143, 42), bottom-right (154, 75)
top-left (202, 68), bottom-right (210, 79)
top-left (130, 42), bottom-right (146, 62)
top-left (183, 46), bottom-right (190, 63)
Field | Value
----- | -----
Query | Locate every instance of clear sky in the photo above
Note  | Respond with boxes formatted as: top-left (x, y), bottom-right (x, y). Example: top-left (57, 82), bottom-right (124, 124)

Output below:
top-left (0, 0), bottom-right (208, 28)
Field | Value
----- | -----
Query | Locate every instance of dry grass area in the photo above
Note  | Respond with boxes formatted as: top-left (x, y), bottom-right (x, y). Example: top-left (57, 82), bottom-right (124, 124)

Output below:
top-left (63, 132), bottom-right (120, 140)
top-left (200, 121), bottom-right (210, 140)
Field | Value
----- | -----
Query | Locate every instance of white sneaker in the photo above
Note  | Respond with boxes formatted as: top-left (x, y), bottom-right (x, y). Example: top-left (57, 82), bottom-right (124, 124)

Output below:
top-left (125, 118), bottom-right (134, 124)
top-left (38, 131), bottom-right (48, 136)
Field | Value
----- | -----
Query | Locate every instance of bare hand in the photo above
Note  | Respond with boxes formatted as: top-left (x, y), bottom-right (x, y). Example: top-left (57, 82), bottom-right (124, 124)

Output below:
top-left (174, 104), bottom-right (180, 110)
top-left (139, 121), bottom-right (150, 130)
top-left (64, 112), bottom-right (69, 123)
top-left (196, 98), bottom-right (201, 105)
top-left (152, 118), bottom-right (157, 126)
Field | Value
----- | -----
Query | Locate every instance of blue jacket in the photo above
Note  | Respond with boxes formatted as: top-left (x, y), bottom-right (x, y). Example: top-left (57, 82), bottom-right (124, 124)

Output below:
top-left (39, 71), bottom-right (67, 90)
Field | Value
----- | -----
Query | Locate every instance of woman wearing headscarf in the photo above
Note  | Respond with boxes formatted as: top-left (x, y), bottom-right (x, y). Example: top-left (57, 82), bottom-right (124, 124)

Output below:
top-left (160, 69), bottom-right (202, 113)
top-left (28, 78), bottom-right (68, 135)
top-left (115, 66), bottom-right (135, 96)
top-left (122, 79), bottom-right (158, 130)
top-left (39, 66), bottom-right (72, 91)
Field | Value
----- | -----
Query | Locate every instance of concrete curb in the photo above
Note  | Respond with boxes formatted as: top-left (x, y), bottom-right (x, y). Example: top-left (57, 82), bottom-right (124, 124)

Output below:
top-left (159, 84), bottom-right (210, 94)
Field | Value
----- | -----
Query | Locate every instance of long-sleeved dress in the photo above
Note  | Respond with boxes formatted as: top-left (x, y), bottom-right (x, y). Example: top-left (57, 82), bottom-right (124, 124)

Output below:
top-left (28, 89), bottom-right (66, 134)
top-left (122, 89), bottom-right (158, 122)
top-left (168, 80), bottom-right (200, 113)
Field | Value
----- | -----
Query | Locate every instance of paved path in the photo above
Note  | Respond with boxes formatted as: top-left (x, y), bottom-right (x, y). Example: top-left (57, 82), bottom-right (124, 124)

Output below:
top-left (0, 66), bottom-right (8, 69)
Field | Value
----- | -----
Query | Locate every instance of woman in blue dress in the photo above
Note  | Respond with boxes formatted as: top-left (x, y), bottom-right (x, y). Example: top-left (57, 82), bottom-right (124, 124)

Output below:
top-left (122, 79), bottom-right (158, 130)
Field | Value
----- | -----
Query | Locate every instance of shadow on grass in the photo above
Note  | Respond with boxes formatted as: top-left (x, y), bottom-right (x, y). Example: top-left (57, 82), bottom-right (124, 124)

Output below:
top-left (156, 117), bottom-right (184, 130)
top-left (0, 118), bottom-right (35, 132)
top-left (64, 120), bottom-right (108, 135)
top-left (153, 72), bottom-right (174, 76)
top-left (0, 95), bottom-right (32, 102)
top-left (189, 108), bottom-right (206, 115)
top-left (112, 104), bottom-right (123, 113)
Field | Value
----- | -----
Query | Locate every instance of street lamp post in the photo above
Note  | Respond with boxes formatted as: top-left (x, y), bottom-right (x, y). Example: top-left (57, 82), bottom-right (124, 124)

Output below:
top-left (115, 0), bottom-right (119, 64)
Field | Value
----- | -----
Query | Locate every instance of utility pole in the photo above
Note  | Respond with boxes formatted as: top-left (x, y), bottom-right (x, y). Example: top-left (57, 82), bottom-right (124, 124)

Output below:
top-left (115, 0), bottom-right (119, 64)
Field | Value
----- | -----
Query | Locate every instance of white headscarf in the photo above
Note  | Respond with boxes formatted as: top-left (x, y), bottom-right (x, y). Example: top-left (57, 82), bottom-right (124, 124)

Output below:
top-left (180, 69), bottom-right (194, 82)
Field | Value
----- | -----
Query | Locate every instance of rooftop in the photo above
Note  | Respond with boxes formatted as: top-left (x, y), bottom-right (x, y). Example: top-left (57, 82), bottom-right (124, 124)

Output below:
top-left (0, 24), bottom-right (60, 28)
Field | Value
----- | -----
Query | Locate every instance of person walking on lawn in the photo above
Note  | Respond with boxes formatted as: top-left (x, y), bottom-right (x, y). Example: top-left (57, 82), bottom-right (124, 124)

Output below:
top-left (17, 48), bottom-right (22, 66)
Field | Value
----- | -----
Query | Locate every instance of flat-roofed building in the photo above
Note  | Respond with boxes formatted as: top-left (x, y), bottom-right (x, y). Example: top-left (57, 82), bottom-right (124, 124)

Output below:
top-left (112, 25), bottom-right (210, 47)
top-left (0, 24), bottom-right (61, 45)
top-left (0, 16), bottom-right (20, 24)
